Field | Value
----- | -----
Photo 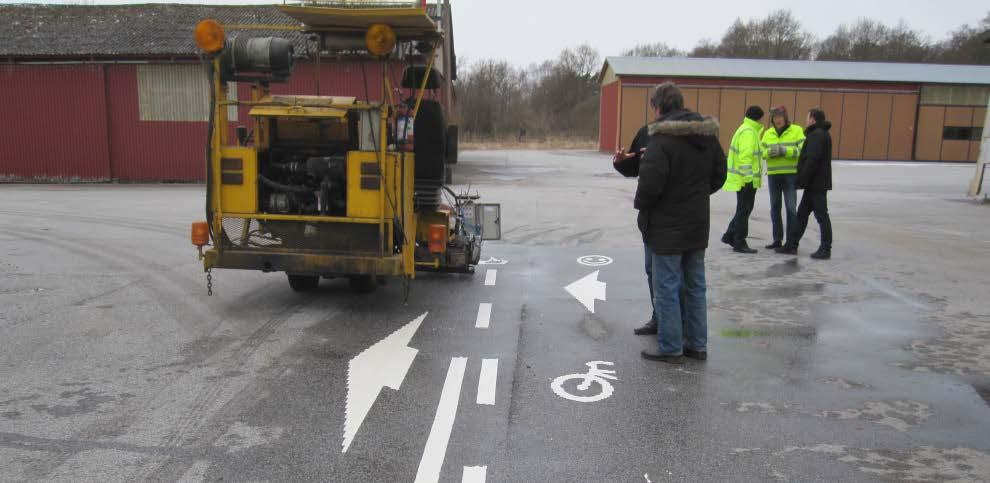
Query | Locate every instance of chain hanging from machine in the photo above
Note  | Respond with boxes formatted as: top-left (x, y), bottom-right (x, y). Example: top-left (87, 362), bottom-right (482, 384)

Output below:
top-left (206, 268), bottom-right (213, 297)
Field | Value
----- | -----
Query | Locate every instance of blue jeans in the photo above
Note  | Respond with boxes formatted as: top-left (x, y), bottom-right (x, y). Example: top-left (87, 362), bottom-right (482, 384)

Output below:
top-left (768, 174), bottom-right (797, 244)
top-left (651, 249), bottom-right (707, 355)
top-left (644, 244), bottom-right (657, 323)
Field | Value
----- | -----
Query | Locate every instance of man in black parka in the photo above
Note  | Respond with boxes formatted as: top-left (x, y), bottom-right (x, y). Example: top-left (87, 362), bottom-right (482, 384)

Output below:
top-left (776, 108), bottom-right (833, 259)
top-left (636, 82), bottom-right (727, 363)
top-left (614, 122), bottom-right (660, 336)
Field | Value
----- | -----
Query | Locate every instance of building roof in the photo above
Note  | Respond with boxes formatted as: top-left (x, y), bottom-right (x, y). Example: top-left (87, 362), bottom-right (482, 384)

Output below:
top-left (603, 56), bottom-right (990, 86)
top-left (0, 3), bottom-right (442, 59)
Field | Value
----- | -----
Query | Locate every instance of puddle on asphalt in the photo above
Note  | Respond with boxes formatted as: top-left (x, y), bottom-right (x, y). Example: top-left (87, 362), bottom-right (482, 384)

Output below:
top-left (764, 259), bottom-right (801, 278)
top-left (973, 382), bottom-right (990, 407)
top-left (580, 313), bottom-right (608, 340)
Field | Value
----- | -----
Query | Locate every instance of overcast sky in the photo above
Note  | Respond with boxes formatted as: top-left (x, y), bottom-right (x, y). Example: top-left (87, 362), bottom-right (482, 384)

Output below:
top-left (6, 0), bottom-right (988, 66)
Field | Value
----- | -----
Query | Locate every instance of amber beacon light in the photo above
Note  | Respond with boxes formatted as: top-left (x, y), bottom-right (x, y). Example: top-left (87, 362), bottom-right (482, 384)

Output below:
top-left (191, 221), bottom-right (210, 247)
top-left (365, 23), bottom-right (396, 56)
top-left (194, 19), bottom-right (226, 54)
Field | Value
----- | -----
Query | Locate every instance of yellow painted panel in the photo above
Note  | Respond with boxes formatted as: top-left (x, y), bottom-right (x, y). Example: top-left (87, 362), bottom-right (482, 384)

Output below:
top-left (220, 147), bottom-right (258, 214)
top-left (346, 151), bottom-right (406, 220)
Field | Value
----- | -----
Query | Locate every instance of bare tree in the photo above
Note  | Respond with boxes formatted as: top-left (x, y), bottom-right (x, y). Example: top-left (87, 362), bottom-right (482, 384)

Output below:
top-left (937, 12), bottom-right (990, 65)
top-left (816, 19), bottom-right (936, 62)
top-left (714, 11), bottom-right (814, 59)
top-left (622, 42), bottom-right (685, 57)
top-left (690, 39), bottom-right (720, 58)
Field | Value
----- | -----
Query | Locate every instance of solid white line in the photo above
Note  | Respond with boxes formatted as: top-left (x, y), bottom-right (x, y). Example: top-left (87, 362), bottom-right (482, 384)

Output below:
top-left (415, 357), bottom-right (468, 483)
top-left (475, 303), bottom-right (492, 329)
top-left (484, 269), bottom-right (497, 286)
top-left (462, 466), bottom-right (488, 483)
top-left (477, 359), bottom-right (498, 405)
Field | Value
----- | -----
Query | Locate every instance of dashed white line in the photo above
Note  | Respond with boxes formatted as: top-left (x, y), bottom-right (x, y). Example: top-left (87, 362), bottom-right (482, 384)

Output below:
top-left (484, 269), bottom-right (497, 286)
top-left (462, 465), bottom-right (488, 483)
top-left (475, 303), bottom-right (492, 329)
top-left (414, 357), bottom-right (468, 483)
top-left (477, 359), bottom-right (498, 405)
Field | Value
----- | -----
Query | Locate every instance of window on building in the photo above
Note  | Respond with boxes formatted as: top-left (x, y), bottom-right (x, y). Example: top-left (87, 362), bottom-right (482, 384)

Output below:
top-left (137, 64), bottom-right (237, 122)
top-left (942, 126), bottom-right (983, 141)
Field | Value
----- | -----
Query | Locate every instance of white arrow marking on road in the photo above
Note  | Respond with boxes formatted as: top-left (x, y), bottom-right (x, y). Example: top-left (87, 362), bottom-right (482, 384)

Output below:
top-left (342, 312), bottom-right (427, 453)
top-left (565, 270), bottom-right (607, 313)
top-left (462, 466), bottom-right (488, 483)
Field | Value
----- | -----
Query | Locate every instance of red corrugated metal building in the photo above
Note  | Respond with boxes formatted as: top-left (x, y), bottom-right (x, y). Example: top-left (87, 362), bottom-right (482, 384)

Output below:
top-left (0, 4), bottom-right (447, 182)
top-left (600, 57), bottom-right (990, 162)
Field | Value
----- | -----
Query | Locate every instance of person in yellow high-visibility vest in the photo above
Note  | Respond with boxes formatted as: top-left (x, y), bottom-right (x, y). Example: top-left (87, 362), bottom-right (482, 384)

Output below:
top-left (761, 106), bottom-right (805, 249)
top-left (720, 106), bottom-right (764, 254)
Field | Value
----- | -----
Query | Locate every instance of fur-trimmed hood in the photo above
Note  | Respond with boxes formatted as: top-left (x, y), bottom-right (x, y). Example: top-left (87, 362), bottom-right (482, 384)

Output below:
top-left (647, 111), bottom-right (720, 137)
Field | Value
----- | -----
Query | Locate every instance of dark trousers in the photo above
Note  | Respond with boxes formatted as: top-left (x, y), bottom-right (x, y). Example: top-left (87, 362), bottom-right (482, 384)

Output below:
top-left (644, 243), bottom-right (657, 323)
top-left (724, 183), bottom-right (757, 247)
top-left (767, 174), bottom-right (797, 244)
top-left (787, 190), bottom-right (832, 250)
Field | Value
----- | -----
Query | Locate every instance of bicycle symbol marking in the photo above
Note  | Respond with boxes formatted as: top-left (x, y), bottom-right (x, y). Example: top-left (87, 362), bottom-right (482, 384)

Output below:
top-left (551, 361), bottom-right (617, 403)
top-left (577, 255), bottom-right (613, 267)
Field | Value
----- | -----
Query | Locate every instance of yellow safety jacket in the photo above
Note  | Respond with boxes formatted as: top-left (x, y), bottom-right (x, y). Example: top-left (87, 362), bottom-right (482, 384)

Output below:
top-left (723, 117), bottom-right (763, 191)
top-left (761, 124), bottom-right (805, 176)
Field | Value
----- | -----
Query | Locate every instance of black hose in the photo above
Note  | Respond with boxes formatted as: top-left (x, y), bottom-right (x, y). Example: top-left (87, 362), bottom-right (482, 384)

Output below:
top-left (258, 174), bottom-right (312, 193)
top-left (204, 58), bottom-right (216, 240)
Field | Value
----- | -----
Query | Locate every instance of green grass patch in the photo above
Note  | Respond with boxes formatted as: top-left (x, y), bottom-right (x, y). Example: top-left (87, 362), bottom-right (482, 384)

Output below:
top-left (720, 327), bottom-right (756, 338)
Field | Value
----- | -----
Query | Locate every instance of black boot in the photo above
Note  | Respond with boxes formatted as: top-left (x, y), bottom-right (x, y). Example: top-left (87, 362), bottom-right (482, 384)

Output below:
top-left (775, 245), bottom-right (798, 255)
top-left (634, 319), bottom-right (658, 335)
top-left (641, 349), bottom-right (684, 364)
top-left (765, 241), bottom-right (782, 249)
top-left (720, 233), bottom-right (733, 246)
top-left (733, 245), bottom-right (757, 254)
top-left (810, 247), bottom-right (831, 260)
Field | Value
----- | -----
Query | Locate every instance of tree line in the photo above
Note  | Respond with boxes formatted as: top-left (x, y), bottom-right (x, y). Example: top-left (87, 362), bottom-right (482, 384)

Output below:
top-left (459, 10), bottom-right (990, 140)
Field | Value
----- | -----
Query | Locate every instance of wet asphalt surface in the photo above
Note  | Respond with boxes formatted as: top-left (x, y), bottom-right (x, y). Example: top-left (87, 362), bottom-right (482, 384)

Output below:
top-left (1, 151), bottom-right (990, 482)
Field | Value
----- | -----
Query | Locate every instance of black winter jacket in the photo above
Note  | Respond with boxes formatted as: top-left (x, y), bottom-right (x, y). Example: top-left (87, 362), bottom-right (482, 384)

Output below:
top-left (635, 110), bottom-right (727, 255)
top-left (613, 125), bottom-right (650, 177)
top-left (796, 121), bottom-right (833, 191)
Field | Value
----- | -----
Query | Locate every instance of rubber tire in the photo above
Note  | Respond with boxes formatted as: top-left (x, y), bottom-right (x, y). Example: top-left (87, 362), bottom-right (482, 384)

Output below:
top-left (349, 275), bottom-right (378, 294)
top-left (445, 166), bottom-right (453, 185)
top-left (287, 274), bottom-right (319, 292)
top-left (446, 125), bottom-right (459, 164)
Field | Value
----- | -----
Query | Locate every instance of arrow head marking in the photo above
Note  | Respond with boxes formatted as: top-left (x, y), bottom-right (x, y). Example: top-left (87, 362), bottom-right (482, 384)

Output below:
top-left (565, 270), bottom-right (607, 313)
top-left (343, 312), bottom-right (427, 453)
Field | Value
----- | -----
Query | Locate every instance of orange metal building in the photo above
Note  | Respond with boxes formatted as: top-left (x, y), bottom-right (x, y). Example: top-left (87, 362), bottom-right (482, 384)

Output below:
top-left (599, 57), bottom-right (990, 162)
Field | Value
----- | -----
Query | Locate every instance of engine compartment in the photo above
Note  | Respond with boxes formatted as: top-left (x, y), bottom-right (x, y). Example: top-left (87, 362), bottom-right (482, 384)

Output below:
top-left (257, 115), bottom-right (358, 217)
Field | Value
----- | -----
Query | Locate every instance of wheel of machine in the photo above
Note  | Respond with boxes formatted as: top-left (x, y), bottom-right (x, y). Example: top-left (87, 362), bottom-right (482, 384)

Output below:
top-left (349, 275), bottom-right (378, 294)
top-left (444, 165), bottom-right (453, 185)
top-left (446, 125), bottom-right (458, 165)
top-left (414, 100), bottom-right (446, 211)
top-left (287, 274), bottom-right (319, 292)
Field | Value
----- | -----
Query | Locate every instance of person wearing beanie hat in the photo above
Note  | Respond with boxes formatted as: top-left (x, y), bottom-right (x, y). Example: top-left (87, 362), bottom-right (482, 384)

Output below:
top-left (760, 105), bottom-right (805, 249)
top-left (777, 108), bottom-right (833, 259)
top-left (720, 106), bottom-right (764, 254)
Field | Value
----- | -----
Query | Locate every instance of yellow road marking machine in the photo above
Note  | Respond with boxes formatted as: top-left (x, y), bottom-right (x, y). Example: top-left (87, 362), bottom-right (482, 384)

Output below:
top-left (190, 2), bottom-right (500, 295)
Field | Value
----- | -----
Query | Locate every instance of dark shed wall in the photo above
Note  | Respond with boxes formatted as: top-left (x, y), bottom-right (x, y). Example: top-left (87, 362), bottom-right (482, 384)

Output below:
top-left (106, 64), bottom-right (206, 181)
top-left (0, 64), bottom-right (111, 180)
top-left (598, 81), bottom-right (619, 152)
top-left (0, 59), bottom-right (395, 182)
